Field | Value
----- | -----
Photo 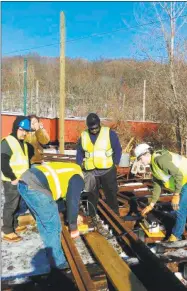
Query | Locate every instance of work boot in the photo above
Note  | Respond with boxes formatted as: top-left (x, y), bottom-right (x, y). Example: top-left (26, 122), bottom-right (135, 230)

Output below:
top-left (167, 234), bottom-right (178, 242)
top-left (15, 225), bottom-right (27, 233)
top-left (2, 232), bottom-right (22, 242)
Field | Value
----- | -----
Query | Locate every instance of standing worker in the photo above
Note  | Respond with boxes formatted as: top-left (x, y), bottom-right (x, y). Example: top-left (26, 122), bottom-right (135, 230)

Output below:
top-left (25, 114), bottom-right (50, 165)
top-left (134, 143), bottom-right (187, 242)
top-left (17, 162), bottom-right (84, 270)
top-left (1, 116), bottom-right (34, 242)
top-left (76, 113), bottom-right (122, 220)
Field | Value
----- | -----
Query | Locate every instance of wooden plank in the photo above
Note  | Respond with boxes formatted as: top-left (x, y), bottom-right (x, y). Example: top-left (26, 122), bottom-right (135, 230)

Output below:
top-left (84, 232), bottom-right (147, 291)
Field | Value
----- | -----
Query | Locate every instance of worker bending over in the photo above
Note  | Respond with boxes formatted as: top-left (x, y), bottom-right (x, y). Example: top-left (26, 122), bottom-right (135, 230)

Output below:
top-left (17, 162), bottom-right (84, 270)
top-left (134, 143), bottom-right (187, 242)
top-left (76, 113), bottom-right (122, 219)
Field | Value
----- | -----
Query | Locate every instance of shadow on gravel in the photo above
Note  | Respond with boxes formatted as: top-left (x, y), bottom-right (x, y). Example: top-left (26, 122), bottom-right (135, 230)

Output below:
top-left (2, 248), bottom-right (77, 291)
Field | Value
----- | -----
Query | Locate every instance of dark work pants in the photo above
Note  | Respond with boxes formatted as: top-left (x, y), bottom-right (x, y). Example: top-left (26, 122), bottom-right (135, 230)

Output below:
top-left (2, 181), bottom-right (32, 234)
top-left (2, 181), bottom-right (21, 234)
top-left (86, 188), bottom-right (99, 217)
top-left (66, 175), bottom-right (84, 231)
top-left (83, 172), bottom-right (99, 218)
top-left (97, 166), bottom-right (119, 215)
top-left (84, 167), bottom-right (119, 216)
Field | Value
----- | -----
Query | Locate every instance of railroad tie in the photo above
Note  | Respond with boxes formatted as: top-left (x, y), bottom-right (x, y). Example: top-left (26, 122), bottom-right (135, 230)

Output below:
top-left (84, 232), bottom-right (147, 291)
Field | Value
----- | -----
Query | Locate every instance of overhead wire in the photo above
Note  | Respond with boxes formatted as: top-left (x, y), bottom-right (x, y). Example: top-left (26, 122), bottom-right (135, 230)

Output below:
top-left (3, 13), bottom-right (187, 56)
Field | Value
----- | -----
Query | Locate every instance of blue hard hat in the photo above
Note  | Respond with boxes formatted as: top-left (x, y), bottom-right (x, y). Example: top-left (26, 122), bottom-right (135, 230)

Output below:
top-left (18, 118), bottom-right (31, 131)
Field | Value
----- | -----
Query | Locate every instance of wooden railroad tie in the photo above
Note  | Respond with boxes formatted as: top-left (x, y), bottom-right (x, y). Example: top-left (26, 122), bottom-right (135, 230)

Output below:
top-left (84, 232), bottom-right (147, 291)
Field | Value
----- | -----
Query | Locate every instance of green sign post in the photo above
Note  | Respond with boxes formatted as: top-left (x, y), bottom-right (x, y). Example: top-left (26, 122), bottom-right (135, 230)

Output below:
top-left (23, 58), bottom-right (27, 115)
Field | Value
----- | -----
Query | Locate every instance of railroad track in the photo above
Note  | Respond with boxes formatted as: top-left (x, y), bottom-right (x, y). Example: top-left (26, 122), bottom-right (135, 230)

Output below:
top-left (60, 218), bottom-right (97, 291)
top-left (2, 154), bottom-right (187, 290)
top-left (42, 153), bottom-right (187, 290)
top-left (43, 153), bottom-right (76, 163)
top-left (96, 198), bottom-right (187, 291)
top-left (4, 196), bottom-right (186, 291)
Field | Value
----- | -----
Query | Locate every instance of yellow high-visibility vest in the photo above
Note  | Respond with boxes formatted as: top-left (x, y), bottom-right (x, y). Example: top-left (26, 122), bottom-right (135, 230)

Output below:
top-left (2, 135), bottom-right (29, 181)
top-left (81, 126), bottom-right (113, 170)
top-left (35, 162), bottom-right (84, 201)
top-left (151, 151), bottom-right (187, 191)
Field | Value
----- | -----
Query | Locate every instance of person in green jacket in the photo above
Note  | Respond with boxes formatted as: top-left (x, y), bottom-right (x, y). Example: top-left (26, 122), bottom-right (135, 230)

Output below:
top-left (134, 143), bottom-right (187, 242)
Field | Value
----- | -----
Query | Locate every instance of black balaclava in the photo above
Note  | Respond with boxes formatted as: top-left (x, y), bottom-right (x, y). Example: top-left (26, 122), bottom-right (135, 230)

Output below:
top-left (11, 116), bottom-right (27, 139)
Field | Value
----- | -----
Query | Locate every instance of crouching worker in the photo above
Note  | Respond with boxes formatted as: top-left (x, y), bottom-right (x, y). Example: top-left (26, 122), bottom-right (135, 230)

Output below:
top-left (134, 143), bottom-right (187, 242)
top-left (17, 162), bottom-right (84, 270)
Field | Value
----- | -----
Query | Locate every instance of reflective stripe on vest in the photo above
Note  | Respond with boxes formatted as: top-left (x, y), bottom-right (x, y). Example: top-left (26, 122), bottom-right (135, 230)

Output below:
top-left (81, 126), bottom-right (113, 170)
top-left (151, 151), bottom-right (187, 191)
top-left (1, 135), bottom-right (29, 181)
top-left (41, 164), bottom-right (62, 200)
top-left (35, 162), bottom-right (83, 201)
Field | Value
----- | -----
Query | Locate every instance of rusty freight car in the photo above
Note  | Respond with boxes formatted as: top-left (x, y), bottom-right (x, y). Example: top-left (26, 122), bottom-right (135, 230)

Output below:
top-left (1, 112), bottom-right (160, 145)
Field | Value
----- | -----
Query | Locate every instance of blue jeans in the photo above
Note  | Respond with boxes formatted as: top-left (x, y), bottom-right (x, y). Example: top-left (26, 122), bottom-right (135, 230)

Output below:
top-left (172, 183), bottom-right (187, 239)
top-left (17, 182), bottom-right (67, 269)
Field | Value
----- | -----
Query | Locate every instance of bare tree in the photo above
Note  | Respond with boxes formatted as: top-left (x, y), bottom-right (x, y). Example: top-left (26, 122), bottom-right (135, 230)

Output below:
top-left (131, 2), bottom-right (187, 153)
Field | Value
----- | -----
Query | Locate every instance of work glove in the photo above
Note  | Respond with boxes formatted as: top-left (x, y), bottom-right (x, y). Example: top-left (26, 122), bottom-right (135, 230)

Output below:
top-left (141, 204), bottom-right (154, 217)
top-left (171, 194), bottom-right (180, 211)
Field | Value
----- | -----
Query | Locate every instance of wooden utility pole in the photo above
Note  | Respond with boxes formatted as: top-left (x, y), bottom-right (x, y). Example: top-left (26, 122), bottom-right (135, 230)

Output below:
top-left (143, 80), bottom-right (146, 121)
top-left (36, 80), bottom-right (39, 116)
top-left (59, 12), bottom-right (65, 153)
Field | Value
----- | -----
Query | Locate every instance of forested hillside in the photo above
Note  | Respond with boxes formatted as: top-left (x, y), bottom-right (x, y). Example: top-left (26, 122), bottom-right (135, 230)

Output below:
top-left (2, 54), bottom-right (187, 153)
top-left (2, 55), bottom-right (186, 118)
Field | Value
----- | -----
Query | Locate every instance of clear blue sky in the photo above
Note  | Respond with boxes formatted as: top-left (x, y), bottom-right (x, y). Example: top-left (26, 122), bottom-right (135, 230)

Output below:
top-left (2, 1), bottom-right (187, 61)
top-left (1, 1), bottom-right (141, 60)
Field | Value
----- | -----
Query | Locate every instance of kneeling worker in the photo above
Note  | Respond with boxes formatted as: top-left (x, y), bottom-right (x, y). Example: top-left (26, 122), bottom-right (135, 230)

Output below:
top-left (17, 162), bottom-right (84, 270)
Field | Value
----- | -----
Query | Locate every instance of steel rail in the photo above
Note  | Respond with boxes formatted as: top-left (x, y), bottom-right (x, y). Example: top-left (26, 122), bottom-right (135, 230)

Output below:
top-left (97, 198), bottom-right (186, 291)
top-left (61, 222), bottom-right (96, 291)
top-left (43, 153), bottom-right (76, 163)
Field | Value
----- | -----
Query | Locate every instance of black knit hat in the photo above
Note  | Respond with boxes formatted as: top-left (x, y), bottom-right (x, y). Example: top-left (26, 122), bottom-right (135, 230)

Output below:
top-left (86, 113), bottom-right (100, 128)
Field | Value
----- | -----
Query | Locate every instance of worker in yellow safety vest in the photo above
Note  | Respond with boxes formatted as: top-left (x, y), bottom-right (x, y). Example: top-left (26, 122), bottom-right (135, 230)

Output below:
top-left (76, 113), bottom-right (122, 226)
top-left (1, 116), bottom-right (34, 242)
top-left (134, 143), bottom-right (187, 242)
top-left (17, 162), bottom-right (84, 270)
